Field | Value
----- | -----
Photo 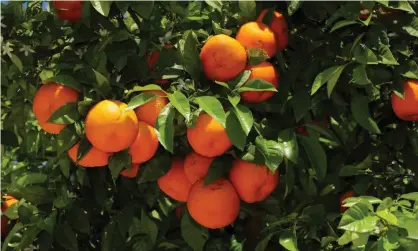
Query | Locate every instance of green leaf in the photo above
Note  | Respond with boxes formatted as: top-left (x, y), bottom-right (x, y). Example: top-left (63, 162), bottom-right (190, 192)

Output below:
top-left (287, 0), bottom-right (301, 16)
top-left (231, 105), bottom-right (253, 136)
top-left (168, 91), bottom-right (191, 121)
top-left (299, 136), bottom-right (327, 181)
top-left (9, 53), bottom-right (23, 72)
top-left (20, 186), bottom-right (53, 205)
top-left (330, 20), bottom-right (359, 33)
top-left (402, 16), bottom-right (418, 37)
top-left (44, 75), bottom-right (81, 92)
top-left (400, 192), bottom-right (418, 201)
top-left (126, 92), bottom-right (158, 111)
top-left (339, 154), bottom-right (372, 177)
top-left (247, 48), bottom-right (269, 66)
top-left (205, 0), bottom-right (222, 12)
top-left (55, 223), bottom-right (78, 251)
top-left (76, 137), bottom-right (92, 162)
top-left (339, 203), bottom-right (377, 233)
top-left (352, 64), bottom-right (371, 85)
top-left (204, 155), bottom-right (233, 186)
top-left (57, 126), bottom-right (79, 155)
top-left (108, 150), bottom-right (131, 179)
top-left (377, 44), bottom-right (399, 65)
top-left (376, 209), bottom-right (398, 226)
top-left (228, 70), bottom-right (252, 90)
top-left (401, 60), bottom-right (418, 79)
top-left (327, 64), bottom-right (346, 98)
top-left (179, 31), bottom-right (201, 82)
top-left (278, 129), bottom-right (299, 164)
top-left (354, 44), bottom-right (378, 65)
top-left (155, 104), bottom-right (175, 153)
top-left (59, 157), bottom-right (71, 178)
top-left (92, 69), bottom-right (110, 97)
top-left (181, 210), bottom-right (209, 251)
top-left (311, 65), bottom-right (344, 95)
top-left (1, 130), bottom-right (18, 147)
top-left (131, 1), bottom-right (154, 19)
top-left (255, 136), bottom-right (283, 172)
top-left (67, 203), bottom-right (90, 234)
top-left (291, 90), bottom-right (310, 122)
top-left (226, 111), bottom-right (247, 151)
top-left (195, 96), bottom-right (226, 127)
top-left (239, 78), bottom-right (278, 92)
top-left (90, 0), bottom-right (112, 16)
top-left (239, 0), bottom-right (256, 19)
top-left (279, 230), bottom-right (299, 251)
top-left (351, 94), bottom-right (381, 134)
top-left (138, 153), bottom-right (171, 184)
top-left (228, 92), bottom-right (241, 107)
top-left (47, 102), bottom-right (80, 125)
top-left (17, 173), bottom-right (47, 186)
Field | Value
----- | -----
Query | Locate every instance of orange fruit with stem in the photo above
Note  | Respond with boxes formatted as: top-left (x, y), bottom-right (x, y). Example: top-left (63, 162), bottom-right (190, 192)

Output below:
top-left (134, 90), bottom-right (168, 127)
top-left (229, 159), bottom-right (279, 203)
top-left (184, 151), bottom-right (214, 184)
top-left (200, 34), bottom-right (247, 82)
top-left (157, 157), bottom-right (192, 202)
top-left (187, 178), bottom-right (240, 229)
top-left (128, 121), bottom-right (159, 164)
top-left (236, 22), bottom-right (278, 58)
top-left (391, 79), bottom-right (418, 121)
top-left (256, 9), bottom-right (288, 51)
top-left (187, 113), bottom-right (232, 158)
top-left (68, 141), bottom-right (111, 167)
top-left (32, 83), bottom-right (79, 134)
top-left (85, 100), bottom-right (139, 153)
top-left (240, 61), bottom-right (279, 103)
top-left (120, 164), bottom-right (140, 178)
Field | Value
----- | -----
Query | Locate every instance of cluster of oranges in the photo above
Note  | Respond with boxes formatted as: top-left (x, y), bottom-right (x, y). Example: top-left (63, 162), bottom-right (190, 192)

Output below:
top-left (53, 1), bottom-right (83, 23)
top-left (200, 9), bottom-right (288, 103)
top-left (158, 153), bottom-right (279, 229)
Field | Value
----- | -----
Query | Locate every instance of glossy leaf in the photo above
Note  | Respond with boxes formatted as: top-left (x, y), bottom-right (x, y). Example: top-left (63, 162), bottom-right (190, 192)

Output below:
top-left (195, 96), bottom-right (226, 127)
top-left (155, 104), bottom-right (175, 153)
top-left (168, 91), bottom-right (191, 121)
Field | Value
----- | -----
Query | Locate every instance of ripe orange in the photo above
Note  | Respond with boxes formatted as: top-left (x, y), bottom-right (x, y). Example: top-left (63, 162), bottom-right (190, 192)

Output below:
top-left (85, 100), bottom-right (139, 153)
top-left (184, 151), bottom-right (214, 184)
top-left (257, 9), bottom-right (288, 51)
top-left (340, 191), bottom-right (355, 213)
top-left (32, 83), bottom-right (79, 134)
top-left (134, 90), bottom-right (168, 127)
top-left (53, 1), bottom-right (82, 23)
top-left (128, 121), bottom-right (159, 164)
top-left (187, 178), bottom-right (240, 229)
top-left (391, 79), bottom-right (418, 121)
top-left (145, 44), bottom-right (173, 85)
top-left (187, 113), bottom-right (232, 158)
top-left (229, 159), bottom-right (279, 203)
top-left (240, 61), bottom-right (279, 103)
top-left (120, 164), bottom-right (140, 178)
top-left (1, 195), bottom-right (18, 237)
top-left (157, 157), bottom-right (192, 202)
top-left (236, 22), bottom-right (278, 58)
top-left (200, 34), bottom-right (247, 82)
top-left (68, 142), bottom-right (111, 167)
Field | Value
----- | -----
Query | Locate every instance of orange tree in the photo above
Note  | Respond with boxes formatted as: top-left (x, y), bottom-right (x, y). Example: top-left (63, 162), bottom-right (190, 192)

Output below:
top-left (1, 1), bottom-right (418, 251)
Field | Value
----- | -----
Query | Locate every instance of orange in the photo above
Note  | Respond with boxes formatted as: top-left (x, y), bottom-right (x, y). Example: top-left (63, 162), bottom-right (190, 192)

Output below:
top-left (1, 195), bottom-right (18, 237)
top-left (184, 151), bottom-right (214, 184)
top-left (187, 178), bottom-right (240, 229)
top-left (157, 157), bottom-right (192, 202)
top-left (257, 9), bottom-right (288, 51)
top-left (134, 90), bottom-right (168, 127)
top-left (85, 100), bottom-right (139, 153)
top-left (53, 1), bottom-right (82, 23)
top-left (229, 159), bottom-right (279, 203)
top-left (53, 1), bottom-right (82, 10)
top-left (200, 34), bottom-right (247, 82)
top-left (240, 61), bottom-right (279, 103)
top-left (391, 79), bottom-right (418, 121)
top-left (120, 163), bottom-right (140, 178)
top-left (187, 113), bottom-right (232, 157)
top-left (68, 142), bottom-right (110, 167)
top-left (340, 191), bottom-right (355, 213)
top-left (236, 22), bottom-right (278, 58)
top-left (56, 9), bottom-right (82, 23)
top-left (128, 121), bottom-right (159, 164)
top-left (32, 83), bottom-right (79, 134)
